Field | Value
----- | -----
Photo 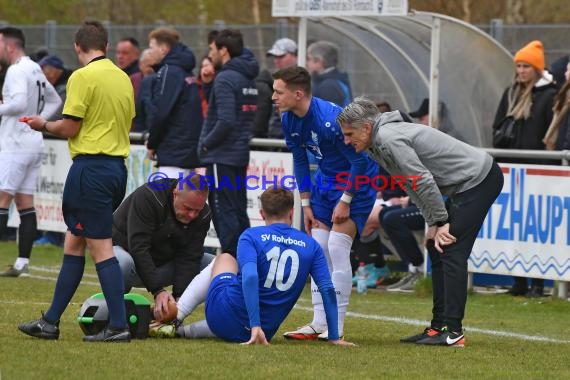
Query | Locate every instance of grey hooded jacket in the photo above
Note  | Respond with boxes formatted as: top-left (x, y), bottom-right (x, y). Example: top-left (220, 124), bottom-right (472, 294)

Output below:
top-left (366, 111), bottom-right (493, 225)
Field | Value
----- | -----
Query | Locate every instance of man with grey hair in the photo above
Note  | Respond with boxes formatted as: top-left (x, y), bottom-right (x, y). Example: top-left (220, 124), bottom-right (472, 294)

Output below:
top-left (306, 40), bottom-right (352, 107)
top-left (337, 96), bottom-right (503, 347)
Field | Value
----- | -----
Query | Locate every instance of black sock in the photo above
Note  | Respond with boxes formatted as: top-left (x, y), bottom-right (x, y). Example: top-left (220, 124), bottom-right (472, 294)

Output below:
top-left (18, 208), bottom-right (37, 259)
top-left (0, 208), bottom-right (8, 239)
top-left (374, 238), bottom-right (387, 268)
top-left (353, 236), bottom-right (385, 267)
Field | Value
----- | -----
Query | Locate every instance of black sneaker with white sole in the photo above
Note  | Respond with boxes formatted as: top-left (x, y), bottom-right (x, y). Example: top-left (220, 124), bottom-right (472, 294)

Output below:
top-left (400, 327), bottom-right (441, 343)
top-left (83, 326), bottom-right (131, 343)
top-left (18, 314), bottom-right (60, 340)
top-left (415, 329), bottom-right (465, 347)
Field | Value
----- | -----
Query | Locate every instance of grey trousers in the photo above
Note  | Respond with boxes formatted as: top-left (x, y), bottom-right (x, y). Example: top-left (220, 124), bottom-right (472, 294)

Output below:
top-left (113, 245), bottom-right (215, 293)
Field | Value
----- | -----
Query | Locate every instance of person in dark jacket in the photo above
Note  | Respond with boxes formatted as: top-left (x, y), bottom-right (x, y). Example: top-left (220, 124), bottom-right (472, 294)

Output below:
top-left (549, 55), bottom-right (569, 89)
top-left (198, 29), bottom-right (259, 255)
top-left (146, 27), bottom-right (204, 178)
top-left (306, 40), bottom-right (352, 107)
top-left (38, 54), bottom-right (72, 120)
top-left (132, 48), bottom-right (158, 133)
top-left (115, 37), bottom-right (140, 76)
top-left (197, 55), bottom-right (215, 118)
top-left (112, 174), bottom-right (214, 322)
top-left (492, 40), bottom-right (557, 297)
top-left (544, 62), bottom-right (570, 150)
top-left (254, 38), bottom-right (298, 139)
top-left (253, 68), bottom-right (274, 138)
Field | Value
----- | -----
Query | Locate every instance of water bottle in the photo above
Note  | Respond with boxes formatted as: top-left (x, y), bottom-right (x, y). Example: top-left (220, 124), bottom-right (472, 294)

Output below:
top-left (356, 262), bottom-right (368, 294)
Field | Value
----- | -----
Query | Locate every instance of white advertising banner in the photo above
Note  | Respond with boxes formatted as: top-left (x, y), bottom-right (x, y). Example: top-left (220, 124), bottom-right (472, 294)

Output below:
top-left (34, 140), bottom-right (72, 232)
top-left (8, 140), bottom-right (155, 231)
top-left (9, 142), bottom-right (293, 251)
top-left (13, 143), bottom-right (568, 282)
top-left (272, 0), bottom-right (408, 17)
top-left (470, 164), bottom-right (570, 281)
top-left (204, 150), bottom-right (294, 248)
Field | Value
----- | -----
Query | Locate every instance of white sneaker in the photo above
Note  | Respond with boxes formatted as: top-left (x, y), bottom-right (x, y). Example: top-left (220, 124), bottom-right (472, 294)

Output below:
top-left (317, 330), bottom-right (344, 341)
top-left (0, 264), bottom-right (29, 277)
top-left (386, 272), bottom-right (415, 291)
top-left (283, 324), bottom-right (324, 340)
top-left (397, 273), bottom-right (421, 292)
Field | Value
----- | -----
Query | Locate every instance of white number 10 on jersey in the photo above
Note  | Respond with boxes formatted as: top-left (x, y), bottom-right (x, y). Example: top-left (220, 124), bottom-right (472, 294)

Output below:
top-left (263, 247), bottom-right (300, 291)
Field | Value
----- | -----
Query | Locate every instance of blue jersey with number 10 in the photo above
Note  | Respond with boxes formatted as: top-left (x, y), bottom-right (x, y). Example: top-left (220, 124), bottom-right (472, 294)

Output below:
top-left (232, 223), bottom-right (333, 340)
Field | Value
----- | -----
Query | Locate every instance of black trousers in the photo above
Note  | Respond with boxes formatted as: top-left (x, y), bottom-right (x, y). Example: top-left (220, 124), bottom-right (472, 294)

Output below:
top-left (428, 162), bottom-right (504, 333)
top-left (206, 163), bottom-right (250, 256)
top-left (380, 205), bottom-right (425, 267)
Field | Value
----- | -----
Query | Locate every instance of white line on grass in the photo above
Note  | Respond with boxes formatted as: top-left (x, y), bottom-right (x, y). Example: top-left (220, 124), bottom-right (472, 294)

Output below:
top-left (30, 266), bottom-right (98, 279)
top-left (293, 303), bottom-right (570, 344)
top-left (0, 299), bottom-right (90, 308)
top-left (26, 274), bottom-right (101, 287)
top-left (0, 300), bottom-right (49, 305)
top-left (9, 274), bottom-right (569, 344)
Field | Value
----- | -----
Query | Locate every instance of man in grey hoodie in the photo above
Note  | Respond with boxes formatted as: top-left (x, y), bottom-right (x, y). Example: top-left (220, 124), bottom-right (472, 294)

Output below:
top-left (336, 96), bottom-right (504, 347)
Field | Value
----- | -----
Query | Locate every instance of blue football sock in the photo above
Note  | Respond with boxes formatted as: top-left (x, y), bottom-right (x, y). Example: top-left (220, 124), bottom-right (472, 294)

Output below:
top-left (44, 255), bottom-right (85, 324)
top-left (96, 257), bottom-right (127, 329)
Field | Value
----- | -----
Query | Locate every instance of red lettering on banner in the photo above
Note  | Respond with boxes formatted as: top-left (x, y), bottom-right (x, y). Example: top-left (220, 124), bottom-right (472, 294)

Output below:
top-left (36, 204), bottom-right (64, 223)
top-left (262, 160), bottom-right (286, 179)
top-left (247, 159), bottom-right (261, 177)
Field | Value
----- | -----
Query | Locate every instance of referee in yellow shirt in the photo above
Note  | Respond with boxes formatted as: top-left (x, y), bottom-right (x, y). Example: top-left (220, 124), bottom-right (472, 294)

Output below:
top-left (19, 20), bottom-right (135, 342)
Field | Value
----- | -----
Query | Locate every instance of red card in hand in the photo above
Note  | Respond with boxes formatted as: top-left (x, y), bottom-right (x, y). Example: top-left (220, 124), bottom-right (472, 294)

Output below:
top-left (19, 117), bottom-right (29, 122)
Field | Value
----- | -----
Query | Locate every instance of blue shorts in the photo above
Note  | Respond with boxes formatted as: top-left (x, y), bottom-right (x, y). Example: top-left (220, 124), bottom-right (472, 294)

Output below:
top-left (310, 183), bottom-right (375, 236)
top-left (63, 155), bottom-right (127, 239)
top-left (205, 273), bottom-right (250, 343)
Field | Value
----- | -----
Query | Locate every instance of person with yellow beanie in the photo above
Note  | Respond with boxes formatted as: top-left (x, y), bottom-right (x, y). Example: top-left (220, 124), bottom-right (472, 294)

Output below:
top-left (492, 39), bottom-right (558, 298)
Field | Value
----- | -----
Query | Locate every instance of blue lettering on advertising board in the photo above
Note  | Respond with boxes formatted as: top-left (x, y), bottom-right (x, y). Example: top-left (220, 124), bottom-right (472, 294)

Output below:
top-left (478, 168), bottom-right (570, 245)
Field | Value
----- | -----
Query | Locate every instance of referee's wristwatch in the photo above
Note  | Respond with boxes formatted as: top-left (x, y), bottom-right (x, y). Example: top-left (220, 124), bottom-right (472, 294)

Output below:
top-left (430, 220), bottom-right (448, 227)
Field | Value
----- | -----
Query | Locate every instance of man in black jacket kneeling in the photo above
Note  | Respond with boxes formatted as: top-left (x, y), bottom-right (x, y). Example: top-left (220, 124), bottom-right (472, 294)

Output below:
top-left (112, 173), bottom-right (214, 322)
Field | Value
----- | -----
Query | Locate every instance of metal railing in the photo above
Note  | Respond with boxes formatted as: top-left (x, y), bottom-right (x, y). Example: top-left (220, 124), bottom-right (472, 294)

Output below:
top-left (129, 131), bottom-right (570, 165)
top-left (485, 148), bottom-right (570, 165)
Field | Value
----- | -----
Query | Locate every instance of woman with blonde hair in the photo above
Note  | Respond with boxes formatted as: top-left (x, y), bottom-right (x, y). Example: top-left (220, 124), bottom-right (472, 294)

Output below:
top-left (543, 62), bottom-right (570, 150)
top-left (492, 40), bottom-right (557, 297)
